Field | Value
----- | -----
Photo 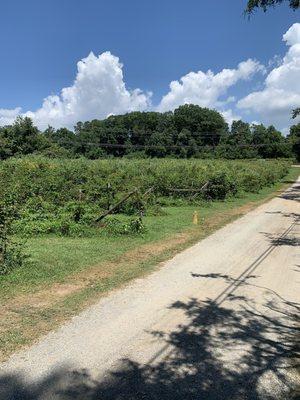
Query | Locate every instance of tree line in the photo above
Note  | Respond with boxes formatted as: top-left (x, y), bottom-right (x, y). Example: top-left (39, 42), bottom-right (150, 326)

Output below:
top-left (0, 104), bottom-right (299, 160)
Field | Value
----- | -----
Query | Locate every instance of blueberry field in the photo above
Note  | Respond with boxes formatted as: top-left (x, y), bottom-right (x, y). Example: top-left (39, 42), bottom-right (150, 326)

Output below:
top-left (0, 157), bottom-right (290, 237)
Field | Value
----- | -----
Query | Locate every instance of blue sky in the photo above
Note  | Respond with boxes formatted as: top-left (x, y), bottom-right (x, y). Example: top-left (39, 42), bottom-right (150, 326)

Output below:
top-left (0, 0), bottom-right (299, 131)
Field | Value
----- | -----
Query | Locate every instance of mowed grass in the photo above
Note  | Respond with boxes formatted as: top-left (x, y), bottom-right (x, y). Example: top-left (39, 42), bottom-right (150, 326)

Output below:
top-left (0, 167), bottom-right (298, 360)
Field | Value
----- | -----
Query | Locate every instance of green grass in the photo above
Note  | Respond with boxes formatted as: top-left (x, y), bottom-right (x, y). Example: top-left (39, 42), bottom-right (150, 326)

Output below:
top-left (1, 167), bottom-right (298, 303)
top-left (0, 167), bottom-right (298, 361)
top-left (0, 206), bottom-right (206, 300)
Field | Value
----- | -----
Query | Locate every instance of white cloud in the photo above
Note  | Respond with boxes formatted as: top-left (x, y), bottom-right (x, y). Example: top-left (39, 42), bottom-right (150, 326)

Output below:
top-left (238, 23), bottom-right (300, 129)
top-left (157, 59), bottom-right (264, 115)
top-left (21, 52), bottom-right (151, 129)
top-left (2, 55), bottom-right (259, 129)
top-left (284, 23), bottom-right (300, 46)
top-left (0, 52), bottom-right (151, 130)
top-left (2, 23), bottom-right (299, 132)
top-left (221, 109), bottom-right (242, 126)
top-left (0, 107), bottom-right (22, 126)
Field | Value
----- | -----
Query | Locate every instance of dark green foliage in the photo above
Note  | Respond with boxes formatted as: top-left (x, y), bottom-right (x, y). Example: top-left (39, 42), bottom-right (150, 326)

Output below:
top-left (0, 117), bottom-right (46, 159)
top-left (127, 217), bottom-right (147, 234)
top-left (0, 105), bottom-right (295, 160)
top-left (56, 217), bottom-right (90, 237)
top-left (292, 108), bottom-right (300, 119)
top-left (0, 157), bottom-right (289, 238)
top-left (205, 173), bottom-right (237, 200)
top-left (0, 104), bottom-right (293, 242)
top-left (245, 0), bottom-right (299, 14)
top-left (0, 197), bottom-right (26, 275)
top-left (118, 196), bottom-right (146, 216)
top-left (173, 105), bottom-right (228, 147)
top-left (219, 120), bottom-right (257, 159)
top-left (56, 111), bottom-right (297, 159)
top-left (287, 123), bottom-right (300, 161)
top-left (12, 199), bottom-right (97, 237)
top-left (13, 215), bottom-right (90, 237)
top-left (104, 216), bottom-right (146, 236)
top-left (252, 124), bottom-right (291, 158)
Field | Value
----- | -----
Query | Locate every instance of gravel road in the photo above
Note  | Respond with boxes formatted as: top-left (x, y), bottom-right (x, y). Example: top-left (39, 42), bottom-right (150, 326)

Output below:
top-left (1, 179), bottom-right (299, 399)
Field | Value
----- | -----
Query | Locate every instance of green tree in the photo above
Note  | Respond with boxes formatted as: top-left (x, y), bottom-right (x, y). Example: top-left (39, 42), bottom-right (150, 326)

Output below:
top-left (245, 0), bottom-right (299, 14)
top-left (0, 130), bottom-right (13, 160)
top-left (175, 128), bottom-right (199, 158)
top-left (0, 117), bottom-right (44, 158)
top-left (292, 108), bottom-right (300, 119)
top-left (174, 105), bottom-right (228, 147)
top-left (145, 130), bottom-right (174, 158)
top-left (253, 124), bottom-right (290, 158)
top-left (220, 120), bottom-right (257, 159)
top-left (287, 123), bottom-right (300, 161)
top-left (44, 126), bottom-right (75, 150)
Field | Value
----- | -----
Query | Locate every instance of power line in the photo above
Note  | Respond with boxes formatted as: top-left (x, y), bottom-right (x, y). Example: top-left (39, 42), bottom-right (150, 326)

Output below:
top-left (56, 140), bottom-right (289, 150)
top-left (52, 131), bottom-right (262, 139)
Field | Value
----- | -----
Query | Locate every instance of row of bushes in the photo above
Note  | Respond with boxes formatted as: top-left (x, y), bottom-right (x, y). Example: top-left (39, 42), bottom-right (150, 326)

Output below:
top-left (0, 156), bottom-right (289, 202)
top-left (0, 157), bottom-right (290, 237)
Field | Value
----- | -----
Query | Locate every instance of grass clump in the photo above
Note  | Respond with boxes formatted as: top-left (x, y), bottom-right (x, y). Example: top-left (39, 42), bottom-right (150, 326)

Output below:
top-left (104, 216), bottom-right (147, 236)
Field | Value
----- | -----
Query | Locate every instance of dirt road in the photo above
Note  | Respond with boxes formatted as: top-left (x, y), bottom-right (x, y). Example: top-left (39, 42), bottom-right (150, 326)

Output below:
top-left (1, 179), bottom-right (299, 399)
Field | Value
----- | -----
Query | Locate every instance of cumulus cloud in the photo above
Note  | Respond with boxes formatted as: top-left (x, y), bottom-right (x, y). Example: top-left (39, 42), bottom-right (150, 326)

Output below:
top-left (0, 54), bottom-right (264, 129)
top-left (28, 51), bottom-right (151, 129)
top-left (157, 59), bottom-right (264, 114)
top-left (221, 109), bottom-right (242, 126)
top-left (3, 54), bottom-right (259, 129)
top-left (22, 52), bottom-right (151, 129)
top-left (2, 24), bottom-right (299, 131)
top-left (238, 23), bottom-right (300, 129)
top-left (0, 107), bottom-right (22, 126)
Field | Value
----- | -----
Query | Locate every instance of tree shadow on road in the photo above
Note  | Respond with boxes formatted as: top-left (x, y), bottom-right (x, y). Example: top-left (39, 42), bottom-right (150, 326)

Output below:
top-left (261, 209), bottom-right (299, 247)
top-left (1, 271), bottom-right (299, 400)
top-left (265, 211), bottom-right (299, 221)
top-left (278, 184), bottom-right (300, 203)
top-left (262, 232), bottom-right (300, 247)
